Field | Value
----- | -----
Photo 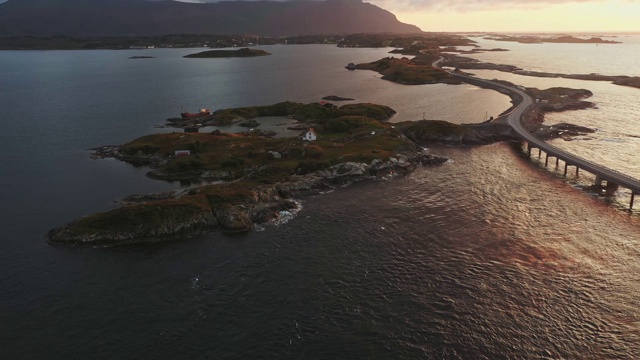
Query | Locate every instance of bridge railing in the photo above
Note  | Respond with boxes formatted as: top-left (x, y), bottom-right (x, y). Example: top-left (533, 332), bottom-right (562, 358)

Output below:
top-left (513, 109), bottom-right (640, 183)
top-left (525, 138), bottom-right (640, 184)
top-left (443, 58), bottom-right (640, 190)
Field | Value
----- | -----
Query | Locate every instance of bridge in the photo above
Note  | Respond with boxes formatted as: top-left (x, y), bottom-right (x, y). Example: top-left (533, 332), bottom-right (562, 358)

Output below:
top-left (434, 58), bottom-right (640, 209)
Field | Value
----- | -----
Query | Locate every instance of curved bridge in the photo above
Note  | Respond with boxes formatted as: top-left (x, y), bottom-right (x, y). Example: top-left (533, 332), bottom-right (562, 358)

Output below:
top-left (445, 66), bottom-right (640, 209)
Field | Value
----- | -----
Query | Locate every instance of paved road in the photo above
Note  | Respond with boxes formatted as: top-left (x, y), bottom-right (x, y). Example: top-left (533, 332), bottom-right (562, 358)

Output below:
top-left (438, 60), bottom-right (640, 194)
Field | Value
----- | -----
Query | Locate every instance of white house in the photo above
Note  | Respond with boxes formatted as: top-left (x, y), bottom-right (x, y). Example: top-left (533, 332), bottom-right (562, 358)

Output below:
top-left (303, 128), bottom-right (317, 141)
top-left (174, 150), bottom-right (191, 157)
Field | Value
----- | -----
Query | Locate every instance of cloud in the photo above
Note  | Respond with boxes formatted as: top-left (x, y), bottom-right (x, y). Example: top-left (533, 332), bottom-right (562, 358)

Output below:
top-left (367, 0), bottom-right (639, 13)
top-left (160, 0), bottom-right (640, 14)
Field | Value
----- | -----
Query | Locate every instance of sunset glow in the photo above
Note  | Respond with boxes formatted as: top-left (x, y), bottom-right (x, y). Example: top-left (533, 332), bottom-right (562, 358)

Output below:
top-left (372, 0), bottom-right (640, 32)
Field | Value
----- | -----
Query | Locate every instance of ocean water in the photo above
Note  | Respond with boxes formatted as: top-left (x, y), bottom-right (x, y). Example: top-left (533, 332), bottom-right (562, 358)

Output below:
top-left (468, 34), bottom-right (640, 77)
top-left (465, 35), bottom-right (640, 207)
top-left (1, 42), bottom-right (640, 359)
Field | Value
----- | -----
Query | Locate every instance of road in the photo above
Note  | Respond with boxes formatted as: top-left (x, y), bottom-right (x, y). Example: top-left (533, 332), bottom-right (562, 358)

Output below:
top-left (435, 57), bottom-right (640, 194)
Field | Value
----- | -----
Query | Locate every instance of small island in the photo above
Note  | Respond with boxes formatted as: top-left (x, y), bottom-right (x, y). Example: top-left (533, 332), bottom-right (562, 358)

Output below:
top-left (355, 54), bottom-right (460, 85)
top-left (47, 102), bottom-right (449, 246)
top-left (484, 35), bottom-right (621, 44)
top-left (183, 47), bottom-right (271, 58)
top-left (440, 51), bottom-right (640, 90)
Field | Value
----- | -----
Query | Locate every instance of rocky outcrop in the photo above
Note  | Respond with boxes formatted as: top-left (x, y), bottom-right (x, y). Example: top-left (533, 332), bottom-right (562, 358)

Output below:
top-left (612, 77), bottom-right (640, 90)
top-left (47, 151), bottom-right (447, 246)
top-left (47, 205), bottom-right (218, 246)
top-left (397, 120), bottom-right (519, 145)
top-left (526, 87), bottom-right (596, 112)
top-left (443, 53), bottom-right (640, 91)
top-left (484, 35), bottom-right (620, 44)
top-left (441, 53), bottom-right (521, 72)
top-left (532, 123), bottom-right (596, 141)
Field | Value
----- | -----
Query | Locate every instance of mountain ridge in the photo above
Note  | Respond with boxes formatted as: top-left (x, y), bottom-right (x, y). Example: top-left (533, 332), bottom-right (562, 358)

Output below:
top-left (0, 0), bottom-right (423, 37)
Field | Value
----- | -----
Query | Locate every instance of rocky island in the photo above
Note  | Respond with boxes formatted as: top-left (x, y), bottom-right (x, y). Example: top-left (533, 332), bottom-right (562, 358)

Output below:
top-left (47, 102), bottom-right (448, 246)
top-left (355, 54), bottom-right (461, 85)
top-left (183, 47), bottom-right (271, 58)
top-left (48, 35), bottom-right (606, 247)
top-left (350, 53), bottom-right (597, 145)
top-left (440, 51), bottom-right (640, 90)
top-left (484, 35), bottom-right (621, 44)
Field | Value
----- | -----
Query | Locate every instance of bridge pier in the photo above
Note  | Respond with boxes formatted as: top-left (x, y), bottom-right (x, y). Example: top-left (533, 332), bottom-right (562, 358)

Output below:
top-left (545, 154), bottom-right (549, 167)
top-left (631, 192), bottom-right (636, 210)
top-left (527, 143), bottom-right (532, 157)
top-left (562, 163), bottom-right (579, 177)
top-left (605, 181), bottom-right (619, 195)
top-left (594, 175), bottom-right (619, 195)
top-left (595, 175), bottom-right (602, 187)
top-left (538, 148), bottom-right (542, 158)
top-left (556, 158), bottom-right (559, 167)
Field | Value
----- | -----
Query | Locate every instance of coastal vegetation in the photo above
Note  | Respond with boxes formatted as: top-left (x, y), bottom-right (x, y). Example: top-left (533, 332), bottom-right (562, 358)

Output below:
top-left (48, 102), bottom-right (448, 246)
top-left (166, 101), bottom-right (397, 127)
top-left (355, 55), bottom-right (459, 85)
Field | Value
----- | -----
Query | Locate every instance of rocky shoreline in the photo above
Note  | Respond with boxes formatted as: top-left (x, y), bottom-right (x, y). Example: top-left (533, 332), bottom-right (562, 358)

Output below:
top-left (441, 53), bottom-right (640, 90)
top-left (49, 101), bottom-right (450, 246)
top-left (48, 150), bottom-right (447, 246)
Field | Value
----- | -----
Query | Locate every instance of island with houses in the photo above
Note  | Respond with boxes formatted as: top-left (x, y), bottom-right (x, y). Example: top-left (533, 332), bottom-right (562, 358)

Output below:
top-left (47, 33), bottom-right (612, 247)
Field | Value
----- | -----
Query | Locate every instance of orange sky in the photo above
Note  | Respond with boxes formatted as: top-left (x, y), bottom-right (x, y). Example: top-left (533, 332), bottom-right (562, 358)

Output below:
top-left (371, 0), bottom-right (640, 32)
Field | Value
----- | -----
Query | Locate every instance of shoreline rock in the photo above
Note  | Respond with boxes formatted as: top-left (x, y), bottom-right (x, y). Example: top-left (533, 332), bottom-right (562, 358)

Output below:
top-left (442, 53), bottom-right (640, 90)
top-left (47, 150), bottom-right (448, 247)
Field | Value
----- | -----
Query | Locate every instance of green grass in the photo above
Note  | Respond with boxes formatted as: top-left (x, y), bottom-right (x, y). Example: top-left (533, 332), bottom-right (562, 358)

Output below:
top-left (60, 102), bottom-right (421, 241)
top-left (68, 196), bottom-right (212, 234)
top-left (356, 56), bottom-right (453, 85)
top-left (121, 110), bottom-right (407, 183)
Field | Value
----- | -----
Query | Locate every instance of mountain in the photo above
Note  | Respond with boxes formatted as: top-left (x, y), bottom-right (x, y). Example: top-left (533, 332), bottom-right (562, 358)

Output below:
top-left (0, 0), bottom-right (422, 37)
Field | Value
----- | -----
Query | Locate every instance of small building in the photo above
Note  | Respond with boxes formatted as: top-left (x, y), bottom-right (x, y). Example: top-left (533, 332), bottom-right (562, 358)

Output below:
top-left (318, 101), bottom-right (336, 108)
top-left (302, 128), bottom-right (317, 141)
top-left (174, 150), bottom-right (191, 157)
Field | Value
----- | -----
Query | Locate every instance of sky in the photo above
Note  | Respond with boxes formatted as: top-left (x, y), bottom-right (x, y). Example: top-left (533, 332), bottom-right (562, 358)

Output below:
top-left (371, 0), bottom-right (640, 32)
top-left (174, 0), bottom-right (640, 33)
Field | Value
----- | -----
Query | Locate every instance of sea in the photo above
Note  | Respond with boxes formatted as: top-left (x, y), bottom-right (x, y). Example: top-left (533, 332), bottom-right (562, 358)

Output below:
top-left (1, 38), bottom-right (640, 359)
